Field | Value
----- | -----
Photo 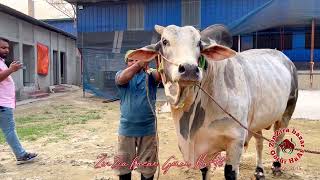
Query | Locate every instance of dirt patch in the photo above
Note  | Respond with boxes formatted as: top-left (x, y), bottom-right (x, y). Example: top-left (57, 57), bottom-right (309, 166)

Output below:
top-left (0, 90), bottom-right (320, 180)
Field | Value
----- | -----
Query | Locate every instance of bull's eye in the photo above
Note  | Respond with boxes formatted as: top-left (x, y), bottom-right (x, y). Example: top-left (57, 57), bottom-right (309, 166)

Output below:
top-left (198, 41), bottom-right (203, 50)
top-left (162, 39), bottom-right (169, 46)
top-left (197, 41), bottom-right (201, 47)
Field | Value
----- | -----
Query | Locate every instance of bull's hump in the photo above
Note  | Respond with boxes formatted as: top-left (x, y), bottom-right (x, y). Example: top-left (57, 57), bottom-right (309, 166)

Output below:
top-left (240, 48), bottom-right (280, 57)
top-left (224, 60), bottom-right (236, 90)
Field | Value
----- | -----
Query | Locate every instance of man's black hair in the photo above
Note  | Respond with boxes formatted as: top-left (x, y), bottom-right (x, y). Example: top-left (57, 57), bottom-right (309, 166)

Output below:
top-left (0, 37), bottom-right (10, 43)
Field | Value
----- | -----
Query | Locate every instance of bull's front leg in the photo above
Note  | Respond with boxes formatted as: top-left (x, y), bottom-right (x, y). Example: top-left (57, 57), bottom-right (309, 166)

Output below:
top-left (200, 167), bottom-right (210, 180)
top-left (254, 131), bottom-right (265, 180)
top-left (225, 139), bottom-right (244, 180)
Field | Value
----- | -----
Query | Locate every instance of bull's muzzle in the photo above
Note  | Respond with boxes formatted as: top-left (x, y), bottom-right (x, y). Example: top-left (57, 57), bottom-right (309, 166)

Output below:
top-left (178, 63), bottom-right (200, 83)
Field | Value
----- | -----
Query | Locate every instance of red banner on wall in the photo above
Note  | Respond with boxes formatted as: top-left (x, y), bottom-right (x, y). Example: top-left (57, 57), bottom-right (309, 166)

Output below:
top-left (37, 43), bottom-right (49, 75)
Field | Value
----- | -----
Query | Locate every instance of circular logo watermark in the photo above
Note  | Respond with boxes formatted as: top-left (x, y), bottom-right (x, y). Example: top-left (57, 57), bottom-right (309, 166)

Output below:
top-left (269, 128), bottom-right (304, 165)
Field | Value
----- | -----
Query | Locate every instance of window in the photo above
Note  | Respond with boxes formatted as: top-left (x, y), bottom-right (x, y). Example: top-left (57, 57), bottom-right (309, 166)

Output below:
top-left (254, 31), bottom-right (292, 50)
top-left (241, 35), bottom-right (253, 51)
top-left (305, 27), bottom-right (320, 49)
top-left (182, 0), bottom-right (200, 28)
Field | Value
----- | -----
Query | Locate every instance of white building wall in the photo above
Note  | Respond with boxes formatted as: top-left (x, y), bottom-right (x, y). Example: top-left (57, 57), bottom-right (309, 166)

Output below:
top-left (66, 38), bottom-right (77, 84)
top-left (0, 12), bottom-right (19, 41)
top-left (0, 11), bottom-right (78, 99)
top-left (34, 26), bottom-right (51, 90)
top-left (21, 21), bottom-right (34, 45)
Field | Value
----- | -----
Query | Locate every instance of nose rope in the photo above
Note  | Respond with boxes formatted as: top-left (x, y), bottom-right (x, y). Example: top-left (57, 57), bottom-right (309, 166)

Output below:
top-left (158, 52), bottom-right (180, 66)
top-left (145, 73), bottom-right (161, 180)
top-left (158, 53), bottom-right (207, 70)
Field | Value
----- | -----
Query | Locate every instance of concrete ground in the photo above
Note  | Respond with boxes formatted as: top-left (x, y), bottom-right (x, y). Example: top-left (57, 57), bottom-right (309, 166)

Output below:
top-left (292, 90), bottom-right (320, 120)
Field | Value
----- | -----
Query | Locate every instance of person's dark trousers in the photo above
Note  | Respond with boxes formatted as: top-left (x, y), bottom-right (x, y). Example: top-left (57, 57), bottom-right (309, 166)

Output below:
top-left (119, 172), bottom-right (131, 180)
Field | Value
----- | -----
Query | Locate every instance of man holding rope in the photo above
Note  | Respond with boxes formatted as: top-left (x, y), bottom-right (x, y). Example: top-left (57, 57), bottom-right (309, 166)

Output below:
top-left (114, 50), bottom-right (161, 180)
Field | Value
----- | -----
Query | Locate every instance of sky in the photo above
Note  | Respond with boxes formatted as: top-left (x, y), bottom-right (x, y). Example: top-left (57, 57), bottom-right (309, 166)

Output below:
top-left (0, 0), bottom-right (74, 19)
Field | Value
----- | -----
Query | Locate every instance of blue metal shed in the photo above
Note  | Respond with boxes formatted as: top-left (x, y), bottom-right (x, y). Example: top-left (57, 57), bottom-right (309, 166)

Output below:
top-left (42, 18), bottom-right (77, 36)
top-left (144, 0), bottom-right (181, 30)
top-left (66, 0), bottom-right (320, 99)
top-left (77, 2), bottom-right (127, 32)
top-left (201, 0), bottom-right (269, 29)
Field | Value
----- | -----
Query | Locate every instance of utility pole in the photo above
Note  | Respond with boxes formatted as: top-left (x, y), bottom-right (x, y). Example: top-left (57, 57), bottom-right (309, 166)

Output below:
top-left (310, 18), bottom-right (315, 88)
top-left (28, 0), bottom-right (35, 18)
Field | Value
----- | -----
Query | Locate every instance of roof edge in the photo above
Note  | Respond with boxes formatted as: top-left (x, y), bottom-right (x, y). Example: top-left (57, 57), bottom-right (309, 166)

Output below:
top-left (0, 3), bottom-right (76, 40)
top-left (40, 18), bottom-right (74, 22)
top-left (65, 0), bottom-right (124, 4)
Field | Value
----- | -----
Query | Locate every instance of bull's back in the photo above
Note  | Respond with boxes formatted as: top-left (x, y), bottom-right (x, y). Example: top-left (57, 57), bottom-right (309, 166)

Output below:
top-left (236, 49), bottom-right (296, 130)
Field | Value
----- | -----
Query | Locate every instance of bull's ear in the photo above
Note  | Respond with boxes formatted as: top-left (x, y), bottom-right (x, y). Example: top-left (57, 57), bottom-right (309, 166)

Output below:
top-left (201, 44), bottom-right (236, 61)
top-left (127, 44), bottom-right (159, 62)
top-left (155, 24), bottom-right (164, 35)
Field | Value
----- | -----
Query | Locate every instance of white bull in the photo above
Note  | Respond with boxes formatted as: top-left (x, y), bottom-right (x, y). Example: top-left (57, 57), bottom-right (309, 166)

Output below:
top-left (128, 24), bottom-right (298, 180)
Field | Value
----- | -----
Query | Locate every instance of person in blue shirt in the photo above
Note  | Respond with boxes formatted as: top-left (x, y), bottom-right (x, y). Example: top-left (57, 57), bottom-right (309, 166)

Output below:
top-left (114, 50), bottom-right (161, 180)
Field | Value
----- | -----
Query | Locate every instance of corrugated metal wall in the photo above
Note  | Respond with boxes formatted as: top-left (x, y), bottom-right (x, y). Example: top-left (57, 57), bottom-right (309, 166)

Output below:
top-left (77, 0), bottom-right (271, 31)
top-left (201, 0), bottom-right (269, 29)
top-left (181, 0), bottom-right (200, 28)
top-left (144, 0), bottom-right (181, 30)
top-left (77, 0), bottom-right (182, 32)
top-left (77, 2), bottom-right (127, 32)
top-left (44, 20), bottom-right (77, 36)
top-left (76, 0), bottom-right (319, 65)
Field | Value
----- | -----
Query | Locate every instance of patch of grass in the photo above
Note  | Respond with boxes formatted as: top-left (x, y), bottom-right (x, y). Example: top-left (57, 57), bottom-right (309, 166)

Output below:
top-left (0, 134), bottom-right (4, 144)
top-left (15, 115), bottom-right (53, 124)
top-left (0, 105), bottom-right (103, 144)
top-left (46, 131), bottom-right (68, 143)
top-left (17, 124), bottom-right (63, 141)
top-left (0, 124), bottom-right (63, 144)
top-left (55, 131), bottom-right (68, 139)
top-left (44, 110), bottom-right (53, 114)
top-left (78, 111), bottom-right (101, 123)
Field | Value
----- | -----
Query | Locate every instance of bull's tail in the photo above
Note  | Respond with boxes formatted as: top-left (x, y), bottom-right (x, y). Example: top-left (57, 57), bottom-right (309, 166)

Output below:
top-left (272, 60), bottom-right (298, 171)
top-left (282, 60), bottom-right (299, 125)
top-left (274, 60), bottom-right (298, 135)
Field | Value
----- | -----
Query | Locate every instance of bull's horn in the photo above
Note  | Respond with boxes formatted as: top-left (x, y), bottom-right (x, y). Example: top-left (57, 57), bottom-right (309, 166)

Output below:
top-left (155, 25), bottom-right (165, 35)
top-left (200, 24), bottom-right (233, 48)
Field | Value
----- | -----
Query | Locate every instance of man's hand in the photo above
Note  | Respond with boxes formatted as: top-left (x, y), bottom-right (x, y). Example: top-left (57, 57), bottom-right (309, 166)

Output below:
top-left (116, 60), bottom-right (146, 85)
top-left (137, 61), bottom-right (146, 69)
top-left (0, 61), bottom-right (22, 82)
top-left (9, 61), bottom-right (22, 72)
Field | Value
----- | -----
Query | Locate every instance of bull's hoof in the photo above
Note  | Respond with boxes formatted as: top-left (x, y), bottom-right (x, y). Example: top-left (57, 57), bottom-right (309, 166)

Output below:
top-left (254, 167), bottom-right (265, 180)
top-left (272, 161), bottom-right (282, 176)
top-left (272, 167), bottom-right (282, 176)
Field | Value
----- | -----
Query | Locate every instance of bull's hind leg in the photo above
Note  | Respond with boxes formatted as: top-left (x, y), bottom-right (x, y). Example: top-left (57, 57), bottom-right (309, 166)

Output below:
top-left (272, 120), bottom-right (290, 176)
top-left (272, 61), bottom-right (298, 175)
top-left (272, 101), bottom-right (295, 175)
top-left (254, 131), bottom-right (265, 180)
